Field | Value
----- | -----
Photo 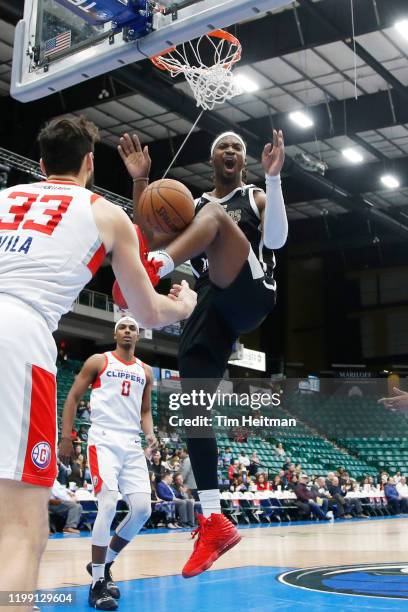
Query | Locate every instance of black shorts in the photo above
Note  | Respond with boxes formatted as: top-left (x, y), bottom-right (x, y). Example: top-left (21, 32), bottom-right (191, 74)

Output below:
top-left (179, 257), bottom-right (276, 380)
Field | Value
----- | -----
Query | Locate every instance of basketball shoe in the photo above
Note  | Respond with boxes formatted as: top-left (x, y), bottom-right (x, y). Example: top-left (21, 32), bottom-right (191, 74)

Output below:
top-left (87, 562), bottom-right (120, 599)
top-left (182, 513), bottom-right (241, 578)
top-left (88, 579), bottom-right (118, 610)
top-left (112, 224), bottom-right (163, 308)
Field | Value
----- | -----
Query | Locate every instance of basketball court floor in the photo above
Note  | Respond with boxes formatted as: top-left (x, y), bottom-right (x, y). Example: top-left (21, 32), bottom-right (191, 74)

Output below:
top-left (40, 517), bottom-right (408, 610)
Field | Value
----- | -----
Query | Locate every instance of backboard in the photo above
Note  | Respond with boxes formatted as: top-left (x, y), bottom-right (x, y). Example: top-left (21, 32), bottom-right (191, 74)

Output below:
top-left (11, 0), bottom-right (294, 102)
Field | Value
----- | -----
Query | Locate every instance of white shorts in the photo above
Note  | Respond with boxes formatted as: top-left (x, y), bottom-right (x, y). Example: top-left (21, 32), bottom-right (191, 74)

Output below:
top-left (87, 425), bottom-right (150, 496)
top-left (0, 294), bottom-right (57, 488)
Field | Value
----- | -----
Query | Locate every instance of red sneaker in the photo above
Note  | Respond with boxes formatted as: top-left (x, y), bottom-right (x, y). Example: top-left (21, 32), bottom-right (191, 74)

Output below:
top-left (112, 224), bottom-right (163, 308)
top-left (182, 514), bottom-right (241, 579)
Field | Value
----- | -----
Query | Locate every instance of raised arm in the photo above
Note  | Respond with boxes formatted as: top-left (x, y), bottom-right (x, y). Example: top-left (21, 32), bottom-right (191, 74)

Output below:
top-left (118, 132), bottom-right (172, 249)
top-left (256, 129), bottom-right (288, 250)
top-left (59, 354), bottom-right (104, 464)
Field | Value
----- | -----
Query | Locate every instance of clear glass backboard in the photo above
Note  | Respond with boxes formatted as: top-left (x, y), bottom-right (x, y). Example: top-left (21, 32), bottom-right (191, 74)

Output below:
top-left (11, 0), bottom-right (293, 102)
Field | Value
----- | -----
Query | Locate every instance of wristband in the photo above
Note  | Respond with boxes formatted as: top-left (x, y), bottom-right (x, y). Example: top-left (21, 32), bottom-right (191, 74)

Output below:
top-left (133, 177), bottom-right (149, 183)
top-left (148, 251), bottom-right (175, 278)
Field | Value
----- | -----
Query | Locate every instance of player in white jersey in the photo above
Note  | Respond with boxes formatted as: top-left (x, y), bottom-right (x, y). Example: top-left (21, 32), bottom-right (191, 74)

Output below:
top-left (59, 316), bottom-right (154, 610)
top-left (0, 116), bottom-right (196, 609)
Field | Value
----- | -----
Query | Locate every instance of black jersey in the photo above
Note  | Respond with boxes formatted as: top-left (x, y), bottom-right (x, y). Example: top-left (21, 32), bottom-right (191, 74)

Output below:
top-left (189, 185), bottom-right (276, 291)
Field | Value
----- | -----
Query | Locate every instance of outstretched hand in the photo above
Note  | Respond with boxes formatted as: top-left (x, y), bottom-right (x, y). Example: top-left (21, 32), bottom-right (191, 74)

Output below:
top-left (262, 129), bottom-right (285, 177)
top-left (378, 387), bottom-right (408, 411)
top-left (118, 132), bottom-right (151, 179)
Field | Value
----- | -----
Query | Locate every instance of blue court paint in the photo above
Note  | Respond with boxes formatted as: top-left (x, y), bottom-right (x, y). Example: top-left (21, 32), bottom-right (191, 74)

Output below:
top-left (43, 566), bottom-right (408, 612)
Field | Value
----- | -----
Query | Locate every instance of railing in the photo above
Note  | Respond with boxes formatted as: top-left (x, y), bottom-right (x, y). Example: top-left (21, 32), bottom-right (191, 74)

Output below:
top-left (75, 289), bottom-right (114, 312)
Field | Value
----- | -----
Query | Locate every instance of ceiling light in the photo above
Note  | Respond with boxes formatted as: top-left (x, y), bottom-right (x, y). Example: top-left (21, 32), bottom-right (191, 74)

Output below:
top-left (381, 174), bottom-right (400, 189)
top-left (234, 73), bottom-right (259, 93)
top-left (395, 20), bottom-right (408, 40)
top-left (342, 148), bottom-right (364, 163)
top-left (289, 110), bottom-right (314, 128)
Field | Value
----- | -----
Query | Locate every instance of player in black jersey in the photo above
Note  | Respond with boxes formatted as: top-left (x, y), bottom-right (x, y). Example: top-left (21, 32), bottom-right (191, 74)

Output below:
top-left (118, 129), bottom-right (287, 577)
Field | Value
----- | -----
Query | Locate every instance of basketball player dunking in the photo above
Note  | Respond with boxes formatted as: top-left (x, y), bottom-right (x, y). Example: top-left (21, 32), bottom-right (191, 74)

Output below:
top-left (0, 116), bottom-right (196, 610)
top-left (59, 316), bottom-right (154, 610)
top-left (117, 130), bottom-right (287, 577)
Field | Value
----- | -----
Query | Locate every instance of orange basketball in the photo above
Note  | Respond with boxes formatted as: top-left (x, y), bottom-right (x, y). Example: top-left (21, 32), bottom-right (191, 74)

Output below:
top-left (139, 179), bottom-right (195, 234)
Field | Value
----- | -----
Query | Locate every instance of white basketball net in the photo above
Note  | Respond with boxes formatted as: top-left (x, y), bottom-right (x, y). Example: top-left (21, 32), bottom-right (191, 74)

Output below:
top-left (151, 31), bottom-right (242, 111)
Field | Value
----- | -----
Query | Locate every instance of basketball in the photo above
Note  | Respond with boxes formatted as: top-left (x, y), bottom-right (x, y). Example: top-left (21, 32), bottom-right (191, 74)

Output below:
top-left (139, 179), bottom-right (195, 234)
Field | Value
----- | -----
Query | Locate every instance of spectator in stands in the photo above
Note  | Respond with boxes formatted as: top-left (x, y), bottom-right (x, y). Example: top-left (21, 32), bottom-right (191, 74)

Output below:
top-left (384, 477), bottom-right (408, 514)
top-left (327, 475), bottom-right (351, 518)
top-left (285, 463), bottom-right (296, 482)
top-left (397, 476), bottom-right (408, 500)
top-left (222, 447), bottom-right (233, 466)
top-left (49, 479), bottom-right (83, 534)
top-left (238, 452), bottom-right (250, 467)
top-left (314, 477), bottom-right (335, 518)
top-left (70, 428), bottom-right (78, 442)
top-left (73, 444), bottom-right (82, 459)
top-left (148, 450), bottom-right (166, 481)
top-left (278, 469), bottom-right (288, 489)
top-left (70, 453), bottom-right (85, 488)
top-left (294, 474), bottom-right (330, 520)
top-left (77, 424), bottom-right (88, 443)
top-left (329, 476), bottom-right (368, 518)
top-left (172, 474), bottom-right (195, 528)
top-left (283, 457), bottom-right (292, 471)
top-left (76, 399), bottom-right (90, 422)
top-left (271, 475), bottom-right (282, 491)
top-left (378, 471), bottom-right (389, 488)
top-left (151, 473), bottom-right (178, 529)
top-left (248, 452), bottom-right (261, 477)
top-left (57, 458), bottom-right (72, 487)
top-left (230, 477), bottom-right (247, 493)
top-left (156, 472), bottom-right (193, 527)
top-left (275, 442), bottom-right (285, 457)
top-left (287, 474), bottom-right (298, 491)
top-left (255, 473), bottom-right (271, 491)
top-left (168, 454), bottom-right (181, 472)
top-left (228, 460), bottom-right (240, 482)
top-left (180, 448), bottom-right (198, 499)
top-left (160, 449), bottom-right (172, 470)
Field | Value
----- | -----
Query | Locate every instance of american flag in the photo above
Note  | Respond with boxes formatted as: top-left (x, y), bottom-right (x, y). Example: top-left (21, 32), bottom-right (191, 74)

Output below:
top-left (44, 31), bottom-right (72, 58)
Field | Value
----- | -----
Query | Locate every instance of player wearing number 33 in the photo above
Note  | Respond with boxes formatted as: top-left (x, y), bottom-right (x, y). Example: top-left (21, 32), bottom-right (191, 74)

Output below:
top-left (59, 316), bottom-right (156, 610)
top-left (0, 116), bottom-right (196, 604)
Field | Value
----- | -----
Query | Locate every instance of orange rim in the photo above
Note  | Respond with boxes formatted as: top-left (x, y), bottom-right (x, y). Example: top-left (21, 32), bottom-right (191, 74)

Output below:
top-left (151, 29), bottom-right (242, 72)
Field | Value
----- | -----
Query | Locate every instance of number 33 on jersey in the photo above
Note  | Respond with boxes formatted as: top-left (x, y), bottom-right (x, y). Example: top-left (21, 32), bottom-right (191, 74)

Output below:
top-left (0, 180), bottom-right (106, 332)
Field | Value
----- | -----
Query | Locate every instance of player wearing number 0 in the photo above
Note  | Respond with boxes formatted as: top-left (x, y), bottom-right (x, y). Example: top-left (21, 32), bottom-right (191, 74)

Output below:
top-left (59, 316), bottom-right (155, 610)
top-left (0, 116), bottom-right (196, 608)
top-left (118, 130), bottom-right (287, 578)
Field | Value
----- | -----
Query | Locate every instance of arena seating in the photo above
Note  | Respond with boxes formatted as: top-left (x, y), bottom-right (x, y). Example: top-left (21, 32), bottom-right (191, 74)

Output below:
top-left (287, 394), bottom-right (408, 474)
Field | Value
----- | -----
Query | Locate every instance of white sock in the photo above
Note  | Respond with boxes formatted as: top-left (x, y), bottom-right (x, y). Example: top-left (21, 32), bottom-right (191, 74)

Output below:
top-left (92, 563), bottom-right (105, 586)
top-left (198, 489), bottom-right (221, 518)
top-left (105, 547), bottom-right (119, 564)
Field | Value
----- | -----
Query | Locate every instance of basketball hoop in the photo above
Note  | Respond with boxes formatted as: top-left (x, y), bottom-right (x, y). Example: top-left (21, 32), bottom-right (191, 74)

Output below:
top-left (151, 30), bottom-right (242, 111)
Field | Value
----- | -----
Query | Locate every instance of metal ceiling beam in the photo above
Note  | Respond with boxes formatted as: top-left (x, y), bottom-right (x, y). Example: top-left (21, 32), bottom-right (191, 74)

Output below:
top-left (298, 0), bottom-right (408, 103)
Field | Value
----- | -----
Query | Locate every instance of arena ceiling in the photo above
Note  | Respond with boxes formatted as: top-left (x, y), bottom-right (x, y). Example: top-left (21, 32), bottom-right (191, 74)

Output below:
top-left (2, 0), bottom-right (408, 252)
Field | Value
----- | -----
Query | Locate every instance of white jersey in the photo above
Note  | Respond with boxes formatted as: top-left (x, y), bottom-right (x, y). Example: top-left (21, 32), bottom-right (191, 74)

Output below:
top-left (90, 351), bottom-right (147, 436)
top-left (0, 179), bottom-right (106, 332)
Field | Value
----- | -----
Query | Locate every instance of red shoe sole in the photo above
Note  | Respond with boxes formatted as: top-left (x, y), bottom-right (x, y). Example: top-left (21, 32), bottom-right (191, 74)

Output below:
top-left (182, 532), bottom-right (242, 579)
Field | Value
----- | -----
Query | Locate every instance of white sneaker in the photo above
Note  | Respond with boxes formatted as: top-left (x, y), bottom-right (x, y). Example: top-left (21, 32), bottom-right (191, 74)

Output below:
top-left (326, 510), bottom-right (334, 520)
